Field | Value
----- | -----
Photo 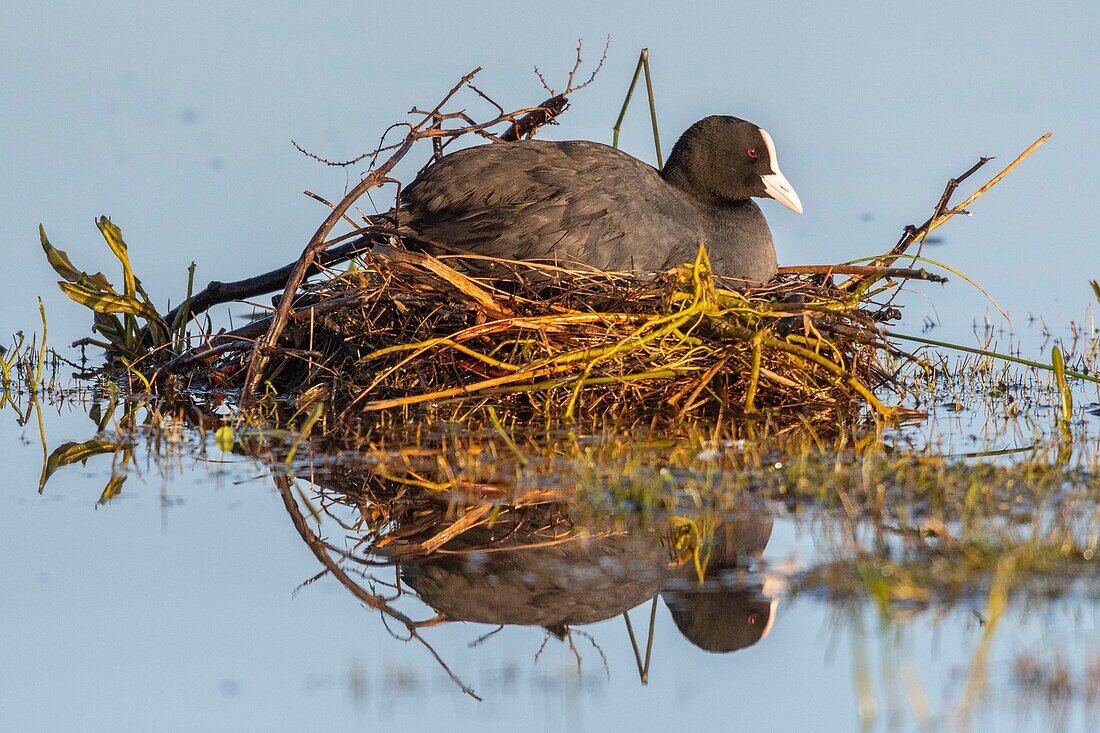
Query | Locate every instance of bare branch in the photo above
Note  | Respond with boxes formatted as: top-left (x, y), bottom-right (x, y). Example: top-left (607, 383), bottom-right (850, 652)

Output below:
top-left (565, 38), bottom-right (584, 92)
top-left (466, 82), bottom-right (505, 116)
top-left (567, 34), bottom-right (611, 93)
top-left (532, 65), bottom-right (555, 96)
top-left (240, 68), bottom-right (484, 405)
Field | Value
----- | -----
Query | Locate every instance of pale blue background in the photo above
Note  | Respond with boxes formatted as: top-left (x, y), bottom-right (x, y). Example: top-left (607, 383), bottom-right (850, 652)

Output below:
top-left (3, 1), bottom-right (1097, 348)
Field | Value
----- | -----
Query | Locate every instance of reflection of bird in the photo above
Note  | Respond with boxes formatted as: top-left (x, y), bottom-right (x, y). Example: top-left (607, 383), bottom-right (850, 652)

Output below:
top-left (660, 515), bottom-right (778, 653)
top-left (399, 116), bottom-right (802, 284)
top-left (390, 509), bottom-right (780, 654)
top-left (397, 522), bottom-right (670, 635)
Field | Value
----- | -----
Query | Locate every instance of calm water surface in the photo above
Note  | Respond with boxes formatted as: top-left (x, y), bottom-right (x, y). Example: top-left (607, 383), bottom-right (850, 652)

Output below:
top-left (3, 383), bottom-right (1099, 732)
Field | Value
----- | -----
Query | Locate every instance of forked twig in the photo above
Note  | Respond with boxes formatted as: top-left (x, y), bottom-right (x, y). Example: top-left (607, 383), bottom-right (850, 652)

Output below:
top-left (841, 133), bottom-right (1052, 294)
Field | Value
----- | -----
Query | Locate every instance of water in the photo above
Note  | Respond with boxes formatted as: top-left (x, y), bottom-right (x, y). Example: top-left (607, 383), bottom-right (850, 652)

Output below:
top-left (4, 2), bottom-right (1100, 730)
top-left (3, 386), bottom-right (1097, 731)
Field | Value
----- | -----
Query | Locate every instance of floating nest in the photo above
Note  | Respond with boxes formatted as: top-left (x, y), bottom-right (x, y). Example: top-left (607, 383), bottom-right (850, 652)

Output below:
top-left (222, 243), bottom-right (912, 432)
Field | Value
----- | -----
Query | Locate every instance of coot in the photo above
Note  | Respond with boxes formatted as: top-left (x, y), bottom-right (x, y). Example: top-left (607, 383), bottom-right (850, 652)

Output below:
top-left (399, 115), bottom-right (801, 285)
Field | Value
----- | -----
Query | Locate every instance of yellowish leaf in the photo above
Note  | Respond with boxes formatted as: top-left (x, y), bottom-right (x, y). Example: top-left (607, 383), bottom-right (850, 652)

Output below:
top-left (39, 225), bottom-right (115, 291)
top-left (96, 216), bottom-right (137, 298)
top-left (58, 281), bottom-right (156, 319)
top-left (216, 425), bottom-right (235, 452)
top-left (39, 439), bottom-right (121, 492)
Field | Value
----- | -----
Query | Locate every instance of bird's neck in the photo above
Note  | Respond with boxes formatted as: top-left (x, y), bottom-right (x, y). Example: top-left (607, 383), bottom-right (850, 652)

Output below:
top-left (660, 161), bottom-right (749, 208)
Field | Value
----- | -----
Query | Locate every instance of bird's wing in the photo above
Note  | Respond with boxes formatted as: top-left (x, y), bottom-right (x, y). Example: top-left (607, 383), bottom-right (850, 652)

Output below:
top-left (401, 140), bottom-right (702, 272)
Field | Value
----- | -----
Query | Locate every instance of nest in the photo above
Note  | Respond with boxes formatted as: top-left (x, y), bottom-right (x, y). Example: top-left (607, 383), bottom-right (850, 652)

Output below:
top-left (183, 242), bottom-right (914, 433)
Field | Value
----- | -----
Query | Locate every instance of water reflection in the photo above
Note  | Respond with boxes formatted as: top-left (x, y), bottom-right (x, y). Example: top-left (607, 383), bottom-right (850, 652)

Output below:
top-left (391, 507), bottom-right (777, 653)
top-left (660, 516), bottom-right (778, 654)
top-left (10, 389), bottom-right (1100, 726)
top-left (289, 459), bottom-right (790, 693)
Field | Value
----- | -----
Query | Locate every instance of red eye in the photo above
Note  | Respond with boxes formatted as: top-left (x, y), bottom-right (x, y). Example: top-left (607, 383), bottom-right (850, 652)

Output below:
top-left (747, 614), bottom-right (758, 625)
top-left (747, 148), bottom-right (759, 159)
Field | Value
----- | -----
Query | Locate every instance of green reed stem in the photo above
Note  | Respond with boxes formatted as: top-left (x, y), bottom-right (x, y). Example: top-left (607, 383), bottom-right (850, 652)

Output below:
top-left (888, 331), bottom-right (1100, 384)
top-left (612, 48), bottom-right (663, 168)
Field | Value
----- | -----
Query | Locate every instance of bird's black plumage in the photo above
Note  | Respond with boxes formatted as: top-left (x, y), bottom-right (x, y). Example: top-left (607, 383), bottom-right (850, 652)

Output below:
top-left (400, 115), bottom-right (800, 285)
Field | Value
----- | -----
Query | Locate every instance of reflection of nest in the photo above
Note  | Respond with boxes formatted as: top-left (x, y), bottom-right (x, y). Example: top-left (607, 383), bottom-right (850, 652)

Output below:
top-left (276, 462), bottom-right (780, 699)
top-left (310, 462), bottom-right (777, 646)
top-left (316, 464), bottom-right (676, 630)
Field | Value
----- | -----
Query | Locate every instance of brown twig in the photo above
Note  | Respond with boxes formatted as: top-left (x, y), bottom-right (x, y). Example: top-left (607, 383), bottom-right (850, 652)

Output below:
top-left (876, 156), bottom-right (992, 267)
top-left (304, 190), bottom-right (360, 230)
top-left (777, 265), bottom-right (947, 283)
top-left (240, 68), bottom-right (483, 406)
top-left (507, 37), bottom-right (609, 141)
top-left (841, 133), bottom-right (1051, 294)
top-left (501, 95), bottom-right (569, 142)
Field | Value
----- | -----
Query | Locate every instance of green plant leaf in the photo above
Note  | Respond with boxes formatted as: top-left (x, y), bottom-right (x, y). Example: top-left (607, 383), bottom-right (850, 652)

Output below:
top-left (39, 225), bottom-right (82, 282)
top-left (39, 225), bottom-right (115, 291)
top-left (96, 216), bottom-right (137, 298)
top-left (58, 281), bottom-right (159, 319)
top-left (92, 312), bottom-right (128, 347)
top-left (39, 439), bottom-right (121, 492)
top-left (1052, 345), bottom-right (1073, 437)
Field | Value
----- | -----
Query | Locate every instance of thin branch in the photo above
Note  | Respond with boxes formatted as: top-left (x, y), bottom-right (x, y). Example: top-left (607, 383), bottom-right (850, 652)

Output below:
top-left (842, 133), bottom-right (1051, 295)
top-left (466, 82), bottom-right (505, 116)
top-left (566, 35), bottom-right (610, 93)
top-left (240, 68), bottom-right (483, 406)
top-left (565, 38), bottom-right (584, 92)
top-left (777, 265), bottom-right (947, 283)
top-left (533, 65), bottom-right (555, 96)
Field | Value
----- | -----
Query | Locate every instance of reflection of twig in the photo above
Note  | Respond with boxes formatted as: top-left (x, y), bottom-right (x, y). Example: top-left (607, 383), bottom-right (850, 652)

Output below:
top-left (291, 568), bottom-right (329, 597)
top-left (468, 625), bottom-right (505, 648)
top-left (571, 628), bottom-right (610, 679)
top-left (566, 632), bottom-right (583, 672)
top-left (533, 634), bottom-right (552, 664)
top-left (274, 473), bottom-right (482, 700)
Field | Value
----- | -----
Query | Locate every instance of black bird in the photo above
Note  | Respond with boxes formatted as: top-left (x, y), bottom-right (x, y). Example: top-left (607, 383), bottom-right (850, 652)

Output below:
top-left (399, 115), bottom-right (802, 285)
